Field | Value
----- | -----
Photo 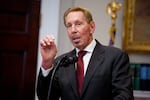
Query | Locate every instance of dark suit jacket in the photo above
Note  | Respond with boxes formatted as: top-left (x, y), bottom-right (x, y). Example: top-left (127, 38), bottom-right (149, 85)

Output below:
top-left (37, 40), bottom-right (134, 100)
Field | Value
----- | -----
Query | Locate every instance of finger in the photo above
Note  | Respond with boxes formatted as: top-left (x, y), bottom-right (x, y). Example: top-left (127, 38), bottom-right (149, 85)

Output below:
top-left (40, 35), bottom-right (55, 48)
top-left (44, 36), bottom-right (51, 45)
top-left (47, 35), bottom-right (55, 42)
top-left (46, 35), bottom-right (55, 45)
top-left (42, 36), bottom-right (53, 46)
top-left (40, 39), bottom-right (46, 47)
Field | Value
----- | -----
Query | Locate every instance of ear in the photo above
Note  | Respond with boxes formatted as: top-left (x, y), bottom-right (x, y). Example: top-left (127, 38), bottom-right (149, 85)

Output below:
top-left (89, 21), bottom-right (95, 34)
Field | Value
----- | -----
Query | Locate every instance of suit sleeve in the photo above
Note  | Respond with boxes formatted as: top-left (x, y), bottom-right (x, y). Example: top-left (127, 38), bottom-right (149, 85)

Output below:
top-left (112, 51), bottom-right (134, 100)
top-left (36, 68), bottom-right (60, 100)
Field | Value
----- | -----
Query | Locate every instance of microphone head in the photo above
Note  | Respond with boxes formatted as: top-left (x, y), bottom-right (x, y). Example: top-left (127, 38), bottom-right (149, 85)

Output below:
top-left (68, 56), bottom-right (78, 63)
top-left (60, 55), bottom-right (78, 66)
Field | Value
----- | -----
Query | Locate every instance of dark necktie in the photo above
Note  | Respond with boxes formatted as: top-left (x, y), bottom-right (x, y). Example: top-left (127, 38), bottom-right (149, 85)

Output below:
top-left (76, 51), bottom-right (86, 95)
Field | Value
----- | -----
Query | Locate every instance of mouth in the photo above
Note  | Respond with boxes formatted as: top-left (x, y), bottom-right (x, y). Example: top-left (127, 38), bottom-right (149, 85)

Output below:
top-left (72, 37), bottom-right (80, 43)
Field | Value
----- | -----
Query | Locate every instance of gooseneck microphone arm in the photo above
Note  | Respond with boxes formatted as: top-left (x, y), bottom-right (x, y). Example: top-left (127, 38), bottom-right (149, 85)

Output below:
top-left (46, 55), bottom-right (77, 100)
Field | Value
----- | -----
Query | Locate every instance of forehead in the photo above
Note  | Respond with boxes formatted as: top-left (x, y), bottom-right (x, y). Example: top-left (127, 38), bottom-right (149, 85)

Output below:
top-left (66, 11), bottom-right (86, 22)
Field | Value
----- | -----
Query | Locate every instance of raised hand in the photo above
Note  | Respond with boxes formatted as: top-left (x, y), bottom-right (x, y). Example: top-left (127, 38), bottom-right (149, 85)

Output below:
top-left (40, 35), bottom-right (57, 70)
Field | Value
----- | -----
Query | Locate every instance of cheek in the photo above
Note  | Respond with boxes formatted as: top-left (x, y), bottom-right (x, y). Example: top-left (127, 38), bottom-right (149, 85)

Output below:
top-left (67, 32), bottom-right (74, 42)
top-left (80, 27), bottom-right (89, 35)
top-left (67, 30), bottom-right (71, 37)
top-left (81, 27), bottom-right (91, 37)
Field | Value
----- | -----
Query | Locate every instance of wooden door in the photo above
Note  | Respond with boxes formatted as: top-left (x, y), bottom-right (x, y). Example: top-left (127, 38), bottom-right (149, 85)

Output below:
top-left (0, 0), bottom-right (41, 100)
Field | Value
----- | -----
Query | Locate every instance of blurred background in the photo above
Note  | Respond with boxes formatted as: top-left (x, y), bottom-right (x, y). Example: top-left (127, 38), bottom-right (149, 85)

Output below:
top-left (0, 0), bottom-right (150, 100)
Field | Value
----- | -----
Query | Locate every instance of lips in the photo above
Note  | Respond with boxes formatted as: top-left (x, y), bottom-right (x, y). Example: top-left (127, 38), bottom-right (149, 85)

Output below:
top-left (72, 37), bottom-right (80, 43)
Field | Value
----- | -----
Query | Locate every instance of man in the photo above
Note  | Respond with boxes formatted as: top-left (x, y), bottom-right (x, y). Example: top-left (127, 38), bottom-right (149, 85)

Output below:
top-left (37, 7), bottom-right (134, 100)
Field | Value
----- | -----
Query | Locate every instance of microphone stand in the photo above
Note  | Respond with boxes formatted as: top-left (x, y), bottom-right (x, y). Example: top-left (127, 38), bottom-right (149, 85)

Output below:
top-left (46, 56), bottom-right (77, 100)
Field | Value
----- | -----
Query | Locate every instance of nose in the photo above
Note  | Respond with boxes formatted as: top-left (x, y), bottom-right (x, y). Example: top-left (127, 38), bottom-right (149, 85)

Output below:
top-left (71, 24), bottom-right (77, 33)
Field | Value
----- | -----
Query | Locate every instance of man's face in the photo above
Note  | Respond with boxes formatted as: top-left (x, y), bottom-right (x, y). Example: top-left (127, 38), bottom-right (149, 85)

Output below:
top-left (65, 11), bottom-right (95, 50)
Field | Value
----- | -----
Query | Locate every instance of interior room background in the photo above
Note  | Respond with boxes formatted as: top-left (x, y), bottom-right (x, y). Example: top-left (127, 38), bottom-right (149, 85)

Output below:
top-left (35, 0), bottom-right (150, 100)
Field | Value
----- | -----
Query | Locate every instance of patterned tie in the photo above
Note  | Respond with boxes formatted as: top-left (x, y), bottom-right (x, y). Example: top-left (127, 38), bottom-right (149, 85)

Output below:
top-left (76, 51), bottom-right (86, 95)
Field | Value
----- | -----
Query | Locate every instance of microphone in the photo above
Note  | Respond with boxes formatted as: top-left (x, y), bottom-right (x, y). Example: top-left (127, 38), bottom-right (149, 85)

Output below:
top-left (60, 55), bottom-right (78, 66)
top-left (47, 55), bottom-right (77, 100)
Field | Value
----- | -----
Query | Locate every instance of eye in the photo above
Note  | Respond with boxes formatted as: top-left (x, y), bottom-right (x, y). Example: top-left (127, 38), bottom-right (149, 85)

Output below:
top-left (66, 24), bottom-right (72, 29)
top-left (75, 22), bottom-right (82, 27)
top-left (77, 23), bottom-right (81, 25)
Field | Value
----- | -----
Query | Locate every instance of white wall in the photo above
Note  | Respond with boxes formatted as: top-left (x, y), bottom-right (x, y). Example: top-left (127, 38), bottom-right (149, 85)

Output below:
top-left (36, 0), bottom-right (150, 100)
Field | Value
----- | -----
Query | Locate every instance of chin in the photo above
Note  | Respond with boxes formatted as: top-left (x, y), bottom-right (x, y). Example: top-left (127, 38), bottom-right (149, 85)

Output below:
top-left (72, 43), bottom-right (79, 48)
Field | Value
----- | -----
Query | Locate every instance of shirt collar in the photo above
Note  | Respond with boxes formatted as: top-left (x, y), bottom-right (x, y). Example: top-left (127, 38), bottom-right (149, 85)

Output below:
top-left (76, 39), bottom-right (96, 54)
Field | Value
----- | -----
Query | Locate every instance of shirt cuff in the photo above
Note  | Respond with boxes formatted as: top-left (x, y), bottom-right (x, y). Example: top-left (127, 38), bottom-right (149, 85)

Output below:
top-left (41, 65), bottom-right (53, 77)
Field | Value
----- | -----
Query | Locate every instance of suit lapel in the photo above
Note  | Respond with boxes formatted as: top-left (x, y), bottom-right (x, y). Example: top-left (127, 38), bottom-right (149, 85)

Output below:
top-left (81, 42), bottom-right (105, 96)
top-left (65, 63), bottom-right (79, 97)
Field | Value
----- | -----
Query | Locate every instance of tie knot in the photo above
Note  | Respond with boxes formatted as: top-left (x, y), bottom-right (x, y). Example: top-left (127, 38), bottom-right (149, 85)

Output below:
top-left (78, 51), bottom-right (87, 58)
